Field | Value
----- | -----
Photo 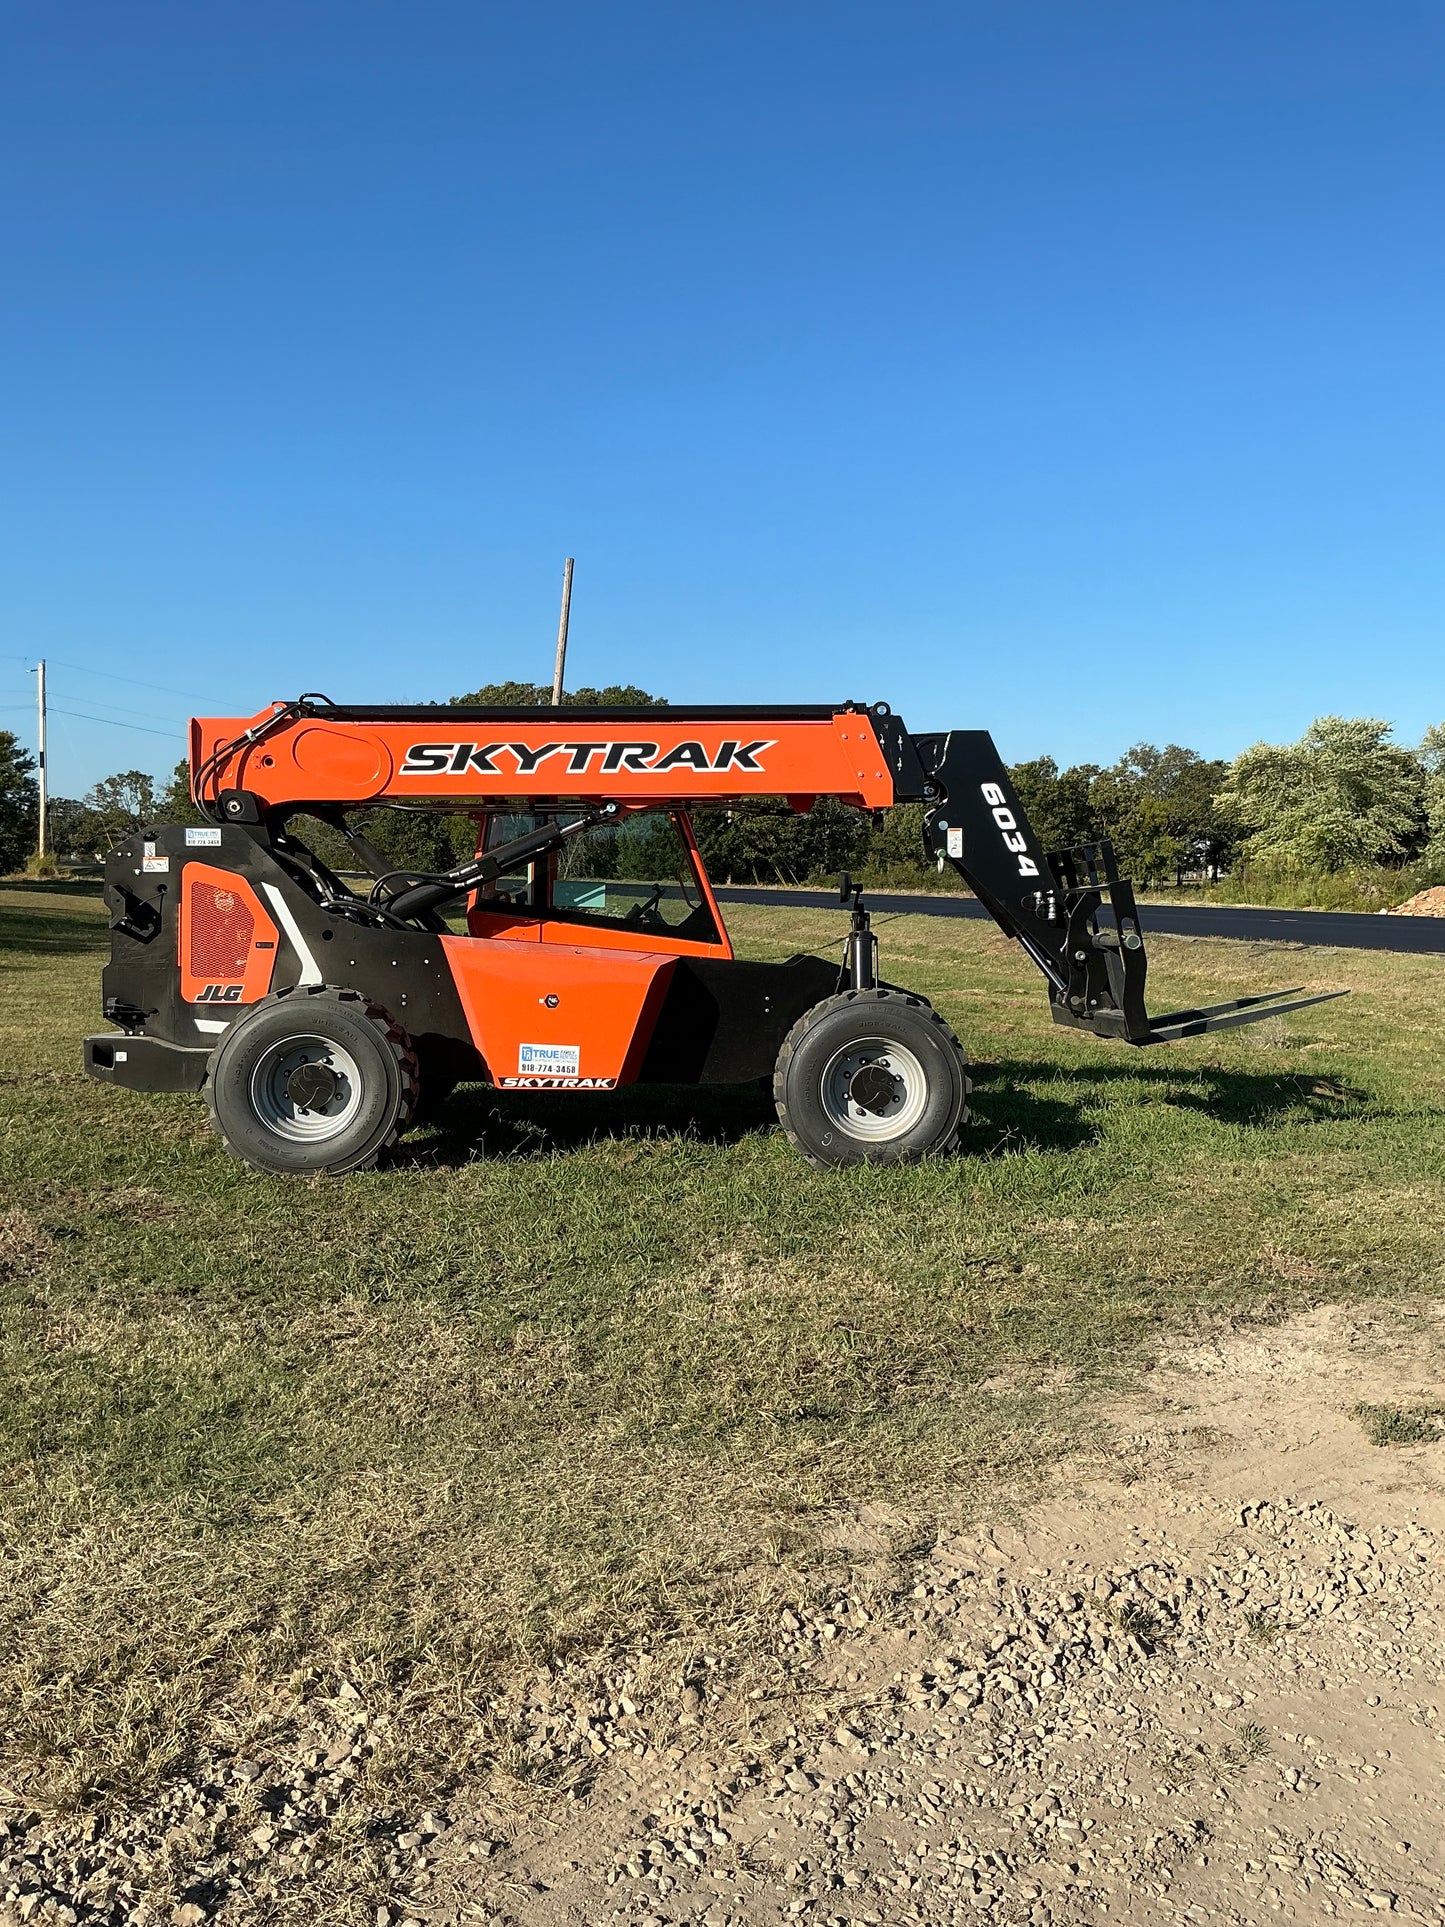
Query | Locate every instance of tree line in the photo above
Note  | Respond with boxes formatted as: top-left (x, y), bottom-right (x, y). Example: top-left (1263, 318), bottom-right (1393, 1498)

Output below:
top-left (3, 689), bottom-right (1442, 899)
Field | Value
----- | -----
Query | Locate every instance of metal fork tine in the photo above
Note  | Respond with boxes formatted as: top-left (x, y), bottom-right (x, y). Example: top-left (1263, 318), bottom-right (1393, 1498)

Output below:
top-left (1144, 988), bottom-right (1309, 1028)
top-left (1144, 988), bottom-right (1349, 1044)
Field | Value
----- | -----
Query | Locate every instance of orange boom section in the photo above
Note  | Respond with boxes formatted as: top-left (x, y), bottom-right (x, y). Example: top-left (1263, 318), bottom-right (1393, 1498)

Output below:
top-left (188, 703), bottom-right (904, 812)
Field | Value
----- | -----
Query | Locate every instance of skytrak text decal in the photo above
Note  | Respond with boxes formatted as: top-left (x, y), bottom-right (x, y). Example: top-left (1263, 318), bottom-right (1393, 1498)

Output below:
top-left (399, 739), bottom-right (775, 777)
top-left (500, 1075), bottom-right (618, 1089)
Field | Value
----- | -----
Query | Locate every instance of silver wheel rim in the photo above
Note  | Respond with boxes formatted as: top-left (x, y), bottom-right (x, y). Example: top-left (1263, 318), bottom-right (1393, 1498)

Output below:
top-left (248, 1032), bottom-right (365, 1143)
top-left (819, 1035), bottom-right (929, 1141)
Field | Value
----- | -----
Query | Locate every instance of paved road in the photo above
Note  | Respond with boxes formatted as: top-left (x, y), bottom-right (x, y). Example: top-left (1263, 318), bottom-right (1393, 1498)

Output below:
top-left (712, 885), bottom-right (1445, 954)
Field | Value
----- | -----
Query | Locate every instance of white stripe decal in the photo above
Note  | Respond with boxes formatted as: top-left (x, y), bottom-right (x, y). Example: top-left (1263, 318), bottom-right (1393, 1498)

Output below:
top-left (260, 883), bottom-right (324, 987)
top-left (194, 1017), bottom-right (230, 1034)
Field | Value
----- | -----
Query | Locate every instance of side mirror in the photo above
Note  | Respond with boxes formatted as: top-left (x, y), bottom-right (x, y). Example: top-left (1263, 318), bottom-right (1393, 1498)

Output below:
top-left (838, 870), bottom-right (853, 903)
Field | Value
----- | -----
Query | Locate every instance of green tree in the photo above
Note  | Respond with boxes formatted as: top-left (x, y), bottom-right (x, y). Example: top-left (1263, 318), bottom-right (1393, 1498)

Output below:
top-left (82, 770), bottom-right (162, 850)
top-left (0, 732), bottom-right (39, 872)
top-left (44, 796), bottom-right (96, 857)
top-left (449, 680), bottom-right (667, 707)
top-left (1217, 717), bottom-right (1426, 872)
top-left (1150, 745), bottom-right (1235, 880)
top-left (1419, 722), bottom-right (1445, 874)
top-left (362, 808), bottom-right (471, 876)
top-left (865, 800), bottom-right (930, 878)
top-left (1008, 757), bottom-right (1100, 856)
top-left (694, 797), bottom-right (870, 885)
top-left (159, 760), bottom-right (207, 827)
top-left (614, 813), bottom-right (687, 880)
top-left (1092, 744), bottom-right (1235, 885)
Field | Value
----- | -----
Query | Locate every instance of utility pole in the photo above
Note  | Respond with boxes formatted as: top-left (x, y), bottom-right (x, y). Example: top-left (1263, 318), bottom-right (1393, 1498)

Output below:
top-left (551, 557), bottom-right (574, 706)
top-left (35, 659), bottom-right (47, 858)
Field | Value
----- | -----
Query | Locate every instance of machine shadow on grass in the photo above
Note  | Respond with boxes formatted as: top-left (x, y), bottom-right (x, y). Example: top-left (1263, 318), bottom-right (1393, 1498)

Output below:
top-left (404, 1057), bottom-right (1368, 1165)
top-left (409, 1077), bottom-right (782, 1161)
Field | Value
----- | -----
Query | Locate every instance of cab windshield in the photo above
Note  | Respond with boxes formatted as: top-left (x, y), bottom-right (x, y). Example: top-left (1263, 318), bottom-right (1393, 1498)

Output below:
top-left (473, 809), bottom-right (720, 944)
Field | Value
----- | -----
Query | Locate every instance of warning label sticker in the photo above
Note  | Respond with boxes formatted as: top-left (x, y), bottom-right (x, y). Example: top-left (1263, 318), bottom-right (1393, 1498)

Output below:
top-left (946, 826), bottom-right (964, 858)
top-left (519, 1042), bottom-right (580, 1077)
top-left (142, 855), bottom-right (170, 873)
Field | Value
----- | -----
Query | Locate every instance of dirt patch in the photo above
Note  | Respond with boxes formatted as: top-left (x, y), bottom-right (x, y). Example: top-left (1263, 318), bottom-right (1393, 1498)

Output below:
top-left (427, 1303), bottom-right (1445, 1927)
top-left (0, 1208), bottom-right (51, 1283)
top-left (1389, 886), bottom-right (1445, 918)
top-left (4, 1305), bottom-right (1444, 1925)
top-left (38, 1184), bottom-right (187, 1226)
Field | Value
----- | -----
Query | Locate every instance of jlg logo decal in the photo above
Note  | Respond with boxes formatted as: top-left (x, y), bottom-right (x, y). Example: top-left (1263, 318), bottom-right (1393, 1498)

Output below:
top-left (195, 983), bottom-right (245, 1003)
top-left (980, 783), bottom-right (1039, 878)
top-left (400, 739), bottom-right (774, 777)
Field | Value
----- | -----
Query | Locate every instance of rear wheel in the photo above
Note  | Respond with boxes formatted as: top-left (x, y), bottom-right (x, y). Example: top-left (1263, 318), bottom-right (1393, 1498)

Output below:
top-left (205, 986), bottom-right (418, 1175)
top-left (773, 988), bottom-right (969, 1168)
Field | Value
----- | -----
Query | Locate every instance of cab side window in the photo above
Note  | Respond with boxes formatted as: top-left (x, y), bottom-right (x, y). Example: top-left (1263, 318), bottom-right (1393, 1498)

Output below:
top-left (551, 812), bottom-right (719, 942)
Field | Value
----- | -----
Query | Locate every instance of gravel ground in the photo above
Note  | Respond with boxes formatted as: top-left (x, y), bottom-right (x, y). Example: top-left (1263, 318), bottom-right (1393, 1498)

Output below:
top-left (4, 1304), bottom-right (1443, 1927)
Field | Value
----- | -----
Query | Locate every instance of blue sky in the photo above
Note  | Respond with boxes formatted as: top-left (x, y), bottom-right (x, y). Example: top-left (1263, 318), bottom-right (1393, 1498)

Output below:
top-left (2, 2), bottom-right (1443, 797)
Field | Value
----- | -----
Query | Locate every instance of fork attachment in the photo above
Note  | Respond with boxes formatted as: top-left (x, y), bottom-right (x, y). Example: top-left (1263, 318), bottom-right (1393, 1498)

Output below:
top-left (911, 730), bottom-right (1347, 1045)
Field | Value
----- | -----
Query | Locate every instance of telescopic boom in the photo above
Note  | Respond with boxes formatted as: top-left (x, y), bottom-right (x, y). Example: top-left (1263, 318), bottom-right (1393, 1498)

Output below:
top-left (185, 695), bottom-right (1343, 1045)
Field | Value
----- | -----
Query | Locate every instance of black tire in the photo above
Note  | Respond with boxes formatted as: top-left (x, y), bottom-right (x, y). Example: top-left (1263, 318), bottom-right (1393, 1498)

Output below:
top-left (772, 988), bottom-right (969, 1169)
top-left (205, 986), bottom-right (418, 1176)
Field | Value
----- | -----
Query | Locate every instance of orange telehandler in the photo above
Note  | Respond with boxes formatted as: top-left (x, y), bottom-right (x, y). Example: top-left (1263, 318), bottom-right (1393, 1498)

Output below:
top-left (83, 695), bottom-right (1342, 1173)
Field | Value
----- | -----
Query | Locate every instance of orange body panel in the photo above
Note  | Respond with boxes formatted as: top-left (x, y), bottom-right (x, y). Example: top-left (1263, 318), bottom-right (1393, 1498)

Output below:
top-left (190, 710), bottom-right (899, 811)
top-left (466, 907), bottom-right (543, 942)
top-left (465, 908), bottom-right (730, 960)
top-left (177, 864), bottom-right (279, 1006)
top-left (536, 919), bottom-right (724, 958)
top-left (441, 936), bottom-right (675, 1088)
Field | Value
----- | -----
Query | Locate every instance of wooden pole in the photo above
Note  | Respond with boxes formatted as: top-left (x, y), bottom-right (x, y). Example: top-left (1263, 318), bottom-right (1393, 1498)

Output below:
top-left (35, 659), bottom-right (47, 858)
top-left (552, 557), bottom-right (574, 705)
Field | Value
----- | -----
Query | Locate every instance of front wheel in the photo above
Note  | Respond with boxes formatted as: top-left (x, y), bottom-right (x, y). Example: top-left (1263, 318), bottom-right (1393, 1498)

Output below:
top-left (205, 986), bottom-right (418, 1175)
top-left (772, 988), bottom-right (969, 1168)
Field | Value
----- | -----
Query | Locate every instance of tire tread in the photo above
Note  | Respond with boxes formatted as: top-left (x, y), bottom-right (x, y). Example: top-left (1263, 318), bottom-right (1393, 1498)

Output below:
top-left (772, 987), bottom-right (970, 1169)
top-left (204, 984), bottom-right (418, 1175)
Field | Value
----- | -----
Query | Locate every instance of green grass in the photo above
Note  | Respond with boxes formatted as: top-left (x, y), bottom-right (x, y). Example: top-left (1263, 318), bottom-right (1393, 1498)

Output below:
top-left (1351, 1400), bottom-right (1445, 1445)
top-left (1, 882), bottom-right (1443, 1824)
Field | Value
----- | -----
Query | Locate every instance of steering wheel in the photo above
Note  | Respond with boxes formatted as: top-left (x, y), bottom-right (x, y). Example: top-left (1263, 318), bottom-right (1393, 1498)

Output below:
top-left (623, 882), bottom-right (667, 930)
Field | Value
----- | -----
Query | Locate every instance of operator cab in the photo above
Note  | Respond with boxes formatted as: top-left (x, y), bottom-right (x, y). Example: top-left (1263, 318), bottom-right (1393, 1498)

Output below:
top-left (466, 806), bottom-right (729, 956)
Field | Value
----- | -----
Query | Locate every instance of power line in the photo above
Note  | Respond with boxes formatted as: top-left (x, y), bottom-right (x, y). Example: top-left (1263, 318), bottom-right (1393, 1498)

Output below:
top-left (4, 652), bottom-right (214, 704)
top-left (48, 706), bottom-right (179, 740)
top-left (5, 658), bottom-right (188, 733)
top-left (43, 689), bottom-right (186, 725)
top-left (47, 657), bottom-right (216, 704)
